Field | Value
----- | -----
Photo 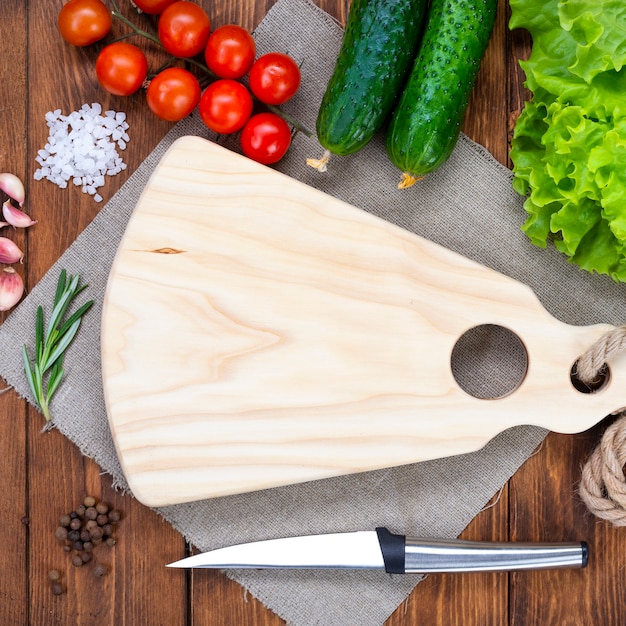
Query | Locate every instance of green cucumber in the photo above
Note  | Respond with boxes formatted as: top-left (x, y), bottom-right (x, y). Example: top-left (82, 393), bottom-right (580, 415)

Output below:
top-left (312, 0), bottom-right (429, 166)
top-left (386, 0), bottom-right (498, 187)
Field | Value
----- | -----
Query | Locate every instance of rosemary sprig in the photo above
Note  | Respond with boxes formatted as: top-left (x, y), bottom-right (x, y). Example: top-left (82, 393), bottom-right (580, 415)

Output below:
top-left (22, 270), bottom-right (94, 422)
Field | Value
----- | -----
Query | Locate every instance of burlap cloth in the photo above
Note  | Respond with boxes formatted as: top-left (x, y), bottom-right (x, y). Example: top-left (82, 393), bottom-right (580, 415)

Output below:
top-left (1, 1), bottom-right (625, 624)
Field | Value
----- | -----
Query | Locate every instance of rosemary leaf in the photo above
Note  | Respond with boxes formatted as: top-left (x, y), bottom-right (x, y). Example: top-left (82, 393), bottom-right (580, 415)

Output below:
top-left (21, 346), bottom-right (37, 400)
top-left (35, 306), bottom-right (44, 362)
top-left (22, 269), bottom-right (93, 423)
top-left (47, 283), bottom-right (77, 339)
top-left (53, 269), bottom-right (67, 306)
top-left (46, 361), bottom-right (65, 400)
top-left (44, 318), bottom-right (81, 373)
top-left (56, 300), bottom-right (94, 338)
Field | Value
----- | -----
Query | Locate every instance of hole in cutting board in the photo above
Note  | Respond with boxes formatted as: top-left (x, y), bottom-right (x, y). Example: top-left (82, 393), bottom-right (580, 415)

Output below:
top-left (450, 324), bottom-right (528, 399)
top-left (570, 361), bottom-right (611, 394)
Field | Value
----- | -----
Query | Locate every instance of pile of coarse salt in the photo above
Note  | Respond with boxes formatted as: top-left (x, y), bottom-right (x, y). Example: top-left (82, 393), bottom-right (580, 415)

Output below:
top-left (34, 103), bottom-right (130, 203)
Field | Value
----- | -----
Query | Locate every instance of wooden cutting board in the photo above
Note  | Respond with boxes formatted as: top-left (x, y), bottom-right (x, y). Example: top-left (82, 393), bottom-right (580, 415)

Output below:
top-left (101, 136), bottom-right (626, 507)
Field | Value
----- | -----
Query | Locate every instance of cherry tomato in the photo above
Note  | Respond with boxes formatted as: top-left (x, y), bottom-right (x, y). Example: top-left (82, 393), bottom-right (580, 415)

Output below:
top-left (248, 52), bottom-right (301, 105)
top-left (58, 0), bottom-right (112, 47)
top-left (146, 67), bottom-right (201, 122)
top-left (204, 25), bottom-right (256, 79)
top-left (158, 1), bottom-right (211, 59)
top-left (198, 79), bottom-right (253, 134)
top-left (131, 0), bottom-right (176, 14)
top-left (96, 42), bottom-right (148, 96)
top-left (240, 113), bottom-right (292, 165)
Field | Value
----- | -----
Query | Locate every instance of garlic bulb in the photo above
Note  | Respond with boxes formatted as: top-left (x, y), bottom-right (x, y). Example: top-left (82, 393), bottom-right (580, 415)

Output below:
top-left (0, 266), bottom-right (24, 311)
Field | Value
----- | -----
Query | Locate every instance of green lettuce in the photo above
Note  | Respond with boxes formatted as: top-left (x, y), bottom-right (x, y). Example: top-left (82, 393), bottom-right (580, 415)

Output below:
top-left (509, 0), bottom-right (626, 281)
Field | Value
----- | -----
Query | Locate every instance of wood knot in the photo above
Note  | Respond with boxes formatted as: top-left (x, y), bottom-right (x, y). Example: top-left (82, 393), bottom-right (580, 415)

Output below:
top-left (148, 248), bottom-right (186, 255)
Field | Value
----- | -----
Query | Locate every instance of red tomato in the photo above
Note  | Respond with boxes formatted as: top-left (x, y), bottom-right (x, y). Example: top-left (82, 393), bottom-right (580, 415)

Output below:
top-left (58, 0), bottom-right (112, 47)
top-left (158, 1), bottom-right (211, 58)
top-left (95, 43), bottom-right (148, 96)
top-left (248, 52), bottom-right (301, 105)
top-left (198, 79), bottom-right (253, 134)
top-left (131, 0), bottom-right (176, 14)
top-left (146, 67), bottom-right (201, 121)
top-left (204, 25), bottom-right (256, 79)
top-left (240, 113), bottom-right (292, 165)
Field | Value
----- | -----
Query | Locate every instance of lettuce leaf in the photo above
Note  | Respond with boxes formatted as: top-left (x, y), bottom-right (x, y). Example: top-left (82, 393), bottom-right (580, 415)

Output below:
top-left (509, 0), bottom-right (626, 281)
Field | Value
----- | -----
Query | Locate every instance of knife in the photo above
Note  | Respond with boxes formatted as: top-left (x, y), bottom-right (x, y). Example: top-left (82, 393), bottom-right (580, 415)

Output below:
top-left (167, 527), bottom-right (588, 573)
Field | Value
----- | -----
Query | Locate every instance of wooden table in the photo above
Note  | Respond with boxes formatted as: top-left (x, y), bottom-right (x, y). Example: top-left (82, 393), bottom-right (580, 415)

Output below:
top-left (1, 1), bottom-right (624, 624)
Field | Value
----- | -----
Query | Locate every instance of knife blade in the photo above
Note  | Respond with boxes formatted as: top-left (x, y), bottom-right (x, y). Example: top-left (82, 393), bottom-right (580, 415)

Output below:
top-left (167, 527), bottom-right (588, 573)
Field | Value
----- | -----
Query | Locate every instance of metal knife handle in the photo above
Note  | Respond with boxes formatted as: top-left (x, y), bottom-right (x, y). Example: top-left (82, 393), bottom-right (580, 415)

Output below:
top-left (376, 528), bottom-right (588, 574)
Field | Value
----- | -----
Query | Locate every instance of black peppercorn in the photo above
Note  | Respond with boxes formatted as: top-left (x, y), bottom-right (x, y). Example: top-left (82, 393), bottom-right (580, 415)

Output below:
top-left (83, 496), bottom-right (96, 508)
top-left (48, 569), bottom-right (61, 582)
top-left (93, 563), bottom-right (107, 577)
top-left (90, 527), bottom-right (104, 541)
top-left (51, 582), bottom-right (64, 596)
top-left (54, 496), bottom-right (122, 579)
top-left (96, 502), bottom-right (109, 515)
top-left (96, 514), bottom-right (108, 526)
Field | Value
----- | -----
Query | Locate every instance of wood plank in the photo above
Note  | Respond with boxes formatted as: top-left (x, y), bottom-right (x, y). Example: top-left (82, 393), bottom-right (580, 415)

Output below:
top-left (463, 0), bottom-right (510, 165)
top-left (192, 569), bottom-right (286, 626)
top-left (0, 0), bottom-right (29, 623)
top-left (509, 427), bottom-right (626, 625)
top-left (22, 1), bottom-right (186, 624)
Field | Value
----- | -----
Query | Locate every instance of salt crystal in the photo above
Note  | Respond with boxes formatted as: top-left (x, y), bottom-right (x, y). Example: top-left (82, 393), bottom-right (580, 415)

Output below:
top-left (33, 103), bottom-right (130, 201)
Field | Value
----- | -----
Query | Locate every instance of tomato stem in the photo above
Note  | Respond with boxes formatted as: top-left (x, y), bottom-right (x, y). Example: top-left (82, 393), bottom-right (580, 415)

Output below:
top-left (264, 103), bottom-right (312, 138)
top-left (108, 4), bottom-right (313, 138)
top-left (111, 9), bottom-right (162, 48)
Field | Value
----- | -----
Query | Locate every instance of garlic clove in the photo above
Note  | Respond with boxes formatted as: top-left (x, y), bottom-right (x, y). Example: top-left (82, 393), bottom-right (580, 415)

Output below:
top-left (0, 221), bottom-right (8, 229)
top-left (2, 199), bottom-right (37, 228)
top-left (0, 172), bottom-right (25, 206)
top-left (0, 236), bottom-right (24, 264)
top-left (0, 266), bottom-right (24, 311)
